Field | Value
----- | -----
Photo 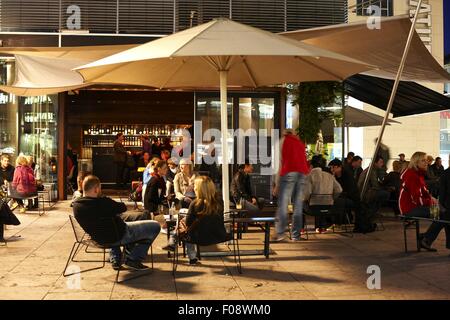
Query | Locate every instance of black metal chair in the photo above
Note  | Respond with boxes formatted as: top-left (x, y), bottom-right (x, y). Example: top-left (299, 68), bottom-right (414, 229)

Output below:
top-left (7, 184), bottom-right (45, 216)
top-left (172, 211), bottom-right (241, 276)
top-left (63, 215), bottom-right (154, 283)
top-left (303, 194), bottom-right (354, 239)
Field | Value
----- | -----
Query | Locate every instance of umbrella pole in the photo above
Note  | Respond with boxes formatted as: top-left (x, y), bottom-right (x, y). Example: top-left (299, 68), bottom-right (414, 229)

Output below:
top-left (220, 70), bottom-right (230, 213)
top-left (341, 89), bottom-right (346, 160)
top-left (346, 126), bottom-right (350, 157)
top-left (361, 0), bottom-right (423, 200)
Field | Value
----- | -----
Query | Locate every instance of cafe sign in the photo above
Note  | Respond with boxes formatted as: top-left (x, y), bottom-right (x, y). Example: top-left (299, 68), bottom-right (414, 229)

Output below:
top-left (409, 0), bottom-right (432, 53)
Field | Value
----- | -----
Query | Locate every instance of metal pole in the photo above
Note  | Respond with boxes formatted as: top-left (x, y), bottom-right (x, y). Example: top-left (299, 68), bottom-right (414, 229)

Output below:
top-left (116, 0), bottom-right (120, 34)
top-left (360, 0), bottom-right (423, 200)
top-left (341, 87), bottom-right (346, 160)
top-left (58, 0), bottom-right (62, 47)
top-left (220, 70), bottom-right (230, 213)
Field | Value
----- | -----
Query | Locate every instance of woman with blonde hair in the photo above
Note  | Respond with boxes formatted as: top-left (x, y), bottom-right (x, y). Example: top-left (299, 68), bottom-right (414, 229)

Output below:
top-left (174, 158), bottom-right (196, 208)
top-left (165, 176), bottom-right (226, 264)
top-left (11, 155), bottom-right (37, 213)
top-left (399, 151), bottom-right (442, 251)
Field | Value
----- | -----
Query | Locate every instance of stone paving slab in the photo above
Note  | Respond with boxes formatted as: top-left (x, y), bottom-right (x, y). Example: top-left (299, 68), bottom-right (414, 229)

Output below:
top-left (1, 200), bottom-right (449, 300)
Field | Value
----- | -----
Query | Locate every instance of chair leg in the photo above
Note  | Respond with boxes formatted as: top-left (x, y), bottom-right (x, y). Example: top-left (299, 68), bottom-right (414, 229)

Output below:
top-left (115, 247), bottom-right (124, 283)
top-left (172, 240), bottom-right (179, 276)
top-left (196, 244), bottom-right (201, 260)
top-left (63, 242), bottom-right (78, 277)
top-left (235, 233), bottom-right (242, 274)
top-left (415, 220), bottom-right (421, 252)
top-left (150, 245), bottom-right (154, 270)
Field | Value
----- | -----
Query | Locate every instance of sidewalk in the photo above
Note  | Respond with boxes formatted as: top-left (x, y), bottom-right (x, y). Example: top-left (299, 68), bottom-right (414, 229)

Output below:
top-left (1, 201), bottom-right (449, 300)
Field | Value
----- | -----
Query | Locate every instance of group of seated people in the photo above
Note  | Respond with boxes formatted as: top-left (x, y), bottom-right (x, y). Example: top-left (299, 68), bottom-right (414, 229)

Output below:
top-left (302, 153), bottom-right (387, 234)
top-left (1, 154), bottom-right (43, 213)
top-left (72, 172), bottom-right (228, 269)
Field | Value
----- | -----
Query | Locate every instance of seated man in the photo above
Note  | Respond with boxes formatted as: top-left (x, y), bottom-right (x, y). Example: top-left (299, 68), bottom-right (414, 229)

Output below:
top-left (350, 156), bottom-right (363, 183)
top-left (357, 156), bottom-right (390, 232)
top-left (0, 154), bottom-right (15, 188)
top-left (381, 161), bottom-right (402, 216)
top-left (303, 155), bottom-right (342, 233)
top-left (72, 175), bottom-right (160, 270)
top-left (230, 162), bottom-right (263, 212)
top-left (329, 159), bottom-right (363, 231)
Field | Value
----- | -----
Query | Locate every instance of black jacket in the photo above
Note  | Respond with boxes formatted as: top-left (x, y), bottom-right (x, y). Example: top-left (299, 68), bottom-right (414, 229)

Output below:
top-left (72, 196), bottom-right (127, 244)
top-left (0, 165), bottom-right (14, 186)
top-left (439, 168), bottom-right (450, 214)
top-left (185, 198), bottom-right (227, 246)
top-left (113, 140), bottom-right (127, 163)
top-left (144, 174), bottom-right (166, 212)
top-left (336, 168), bottom-right (360, 202)
top-left (430, 163), bottom-right (445, 179)
top-left (230, 170), bottom-right (253, 202)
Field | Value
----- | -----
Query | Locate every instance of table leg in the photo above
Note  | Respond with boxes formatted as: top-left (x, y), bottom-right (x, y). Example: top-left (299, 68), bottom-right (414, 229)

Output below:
top-left (264, 222), bottom-right (270, 258)
top-left (167, 226), bottom-right (171, 258)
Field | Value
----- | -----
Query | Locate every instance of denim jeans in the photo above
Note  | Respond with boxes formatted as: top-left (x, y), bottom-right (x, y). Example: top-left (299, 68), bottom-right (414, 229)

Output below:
top-left (168, 234), bottom-right (198, 260)
top-left (406, 206), bottom-right (450, 249)
top-left (110, 220), bottom-right (161, 263)
top-left (276, 172), bottom-right (306, 239)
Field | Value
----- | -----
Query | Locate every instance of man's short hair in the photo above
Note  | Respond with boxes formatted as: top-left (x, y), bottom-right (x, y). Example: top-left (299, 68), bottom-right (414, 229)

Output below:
top-left (435, 157), bottom-right (441, 162)
top-left (328, 159), bottom-right (342, 167)
top-left (1, 154), bottom-right (9, 161)
top-left (352, 156), bottom-right (362, 163)
top-left (346, 152), bottom-right (355, 158)
top-left (311, 155), bottom-right (325, 168)
top-left (82, 175), bottom-right (101, 193)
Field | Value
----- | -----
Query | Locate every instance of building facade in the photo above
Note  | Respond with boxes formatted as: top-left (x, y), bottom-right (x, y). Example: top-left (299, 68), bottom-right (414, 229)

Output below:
top-left (347, 0), bottom-right (447, 167)
top-left (0, 0), bottom-right (348, 199)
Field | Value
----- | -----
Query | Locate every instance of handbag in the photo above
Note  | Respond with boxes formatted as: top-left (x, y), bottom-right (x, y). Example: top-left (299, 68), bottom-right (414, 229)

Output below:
top-left (0, 200), bottom-right (21, 226)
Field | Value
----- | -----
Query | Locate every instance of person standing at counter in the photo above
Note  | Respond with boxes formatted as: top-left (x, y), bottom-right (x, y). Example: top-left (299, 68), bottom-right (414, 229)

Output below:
top-left (141, 134), bottom-right (152, 156)
top-left (113, 133), bottom-right (130, 189)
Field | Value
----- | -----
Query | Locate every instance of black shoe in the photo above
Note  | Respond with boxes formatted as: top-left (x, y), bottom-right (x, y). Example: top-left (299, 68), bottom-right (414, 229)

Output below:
top-left (125, 259), bottom-right (150, 270)
top-left (189, 258), bottom-right (198, 265)
top-left (420, 238), bottom-right (437, 252)
top-left (112, 261), bottom-right (121, 270)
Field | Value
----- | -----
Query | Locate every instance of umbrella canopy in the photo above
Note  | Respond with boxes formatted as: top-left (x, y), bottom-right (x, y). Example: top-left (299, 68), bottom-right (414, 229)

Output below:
top-left (344, 106), bottom-right (401, 128)
top-left (280, 15), bottom-right (450, 83)
top-left (75, 18), bottom-right (375, 212)
top-left (75, 18), bottom-right (373, 87)
top-left (0, 44), bottom-right (135, 96)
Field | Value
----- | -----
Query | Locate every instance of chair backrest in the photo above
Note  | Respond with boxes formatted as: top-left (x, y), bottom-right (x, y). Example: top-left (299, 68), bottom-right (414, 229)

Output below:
top-left (308, 193), bottom-right (334, 205)
top-left (69, 215), bottom-right (120, 247)
top-left (69, 215), bottom-right (87, 243)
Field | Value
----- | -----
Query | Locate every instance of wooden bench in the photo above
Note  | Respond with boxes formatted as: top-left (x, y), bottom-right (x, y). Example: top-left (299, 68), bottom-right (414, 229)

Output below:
top-left (399, 215), bottom-right (450, 253)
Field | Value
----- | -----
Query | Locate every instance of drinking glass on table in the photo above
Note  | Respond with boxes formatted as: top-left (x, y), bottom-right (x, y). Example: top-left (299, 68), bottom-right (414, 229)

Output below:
top-left (236, 198), bottom-right (243, 210)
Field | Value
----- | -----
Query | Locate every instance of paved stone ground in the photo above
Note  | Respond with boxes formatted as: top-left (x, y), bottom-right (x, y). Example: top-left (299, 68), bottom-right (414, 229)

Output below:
top-left (1, 200), bottom-right (449, 300)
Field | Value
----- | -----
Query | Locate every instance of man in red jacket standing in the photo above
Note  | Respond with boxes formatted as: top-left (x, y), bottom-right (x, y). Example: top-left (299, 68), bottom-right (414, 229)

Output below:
top-left (273, 129), bottom-right (310, 241)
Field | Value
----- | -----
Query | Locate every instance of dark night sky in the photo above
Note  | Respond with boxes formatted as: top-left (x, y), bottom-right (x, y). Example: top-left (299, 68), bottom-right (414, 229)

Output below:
top-left (445, 0), bottom-right (450, 60)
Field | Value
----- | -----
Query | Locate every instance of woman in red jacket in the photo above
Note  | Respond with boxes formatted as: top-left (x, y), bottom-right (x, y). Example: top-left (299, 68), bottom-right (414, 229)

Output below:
top-left (399, 151), bottom-right (441, 251)
top-left (11, 155), bottom-right (37, 213)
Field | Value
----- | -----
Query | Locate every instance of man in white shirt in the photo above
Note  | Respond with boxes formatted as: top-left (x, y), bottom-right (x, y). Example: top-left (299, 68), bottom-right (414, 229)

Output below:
top-left (303, 155), bottom-right (342, 233)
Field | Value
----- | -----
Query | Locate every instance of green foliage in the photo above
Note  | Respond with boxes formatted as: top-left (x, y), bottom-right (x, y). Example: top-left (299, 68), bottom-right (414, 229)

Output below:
top-left (289, 81), bottom-right (343, 144)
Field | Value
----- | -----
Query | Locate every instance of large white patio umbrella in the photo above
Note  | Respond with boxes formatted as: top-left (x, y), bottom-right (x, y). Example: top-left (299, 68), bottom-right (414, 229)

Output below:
top-left (75, 18), bottom-right (375, 212)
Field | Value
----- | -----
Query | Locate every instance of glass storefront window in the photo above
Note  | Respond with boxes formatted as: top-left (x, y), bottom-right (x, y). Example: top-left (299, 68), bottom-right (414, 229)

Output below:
top-left (195, 96), bottom-right (233, 164)
top-left (0, 93), bottom-right (18, 158)
top-left (238, 97), bottom-right (275, 173)
top-left (19, 95), bottom-right (58, 183)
